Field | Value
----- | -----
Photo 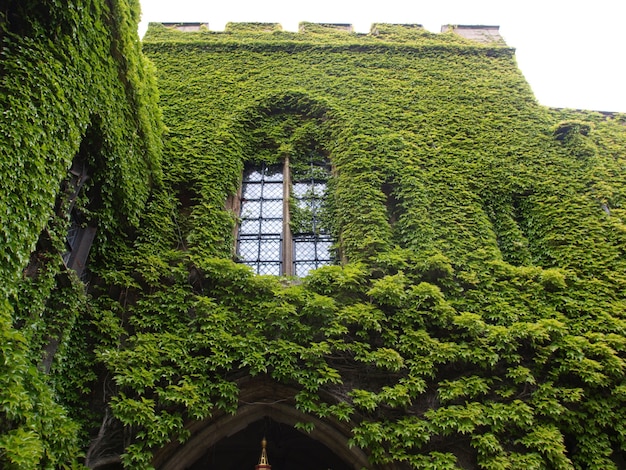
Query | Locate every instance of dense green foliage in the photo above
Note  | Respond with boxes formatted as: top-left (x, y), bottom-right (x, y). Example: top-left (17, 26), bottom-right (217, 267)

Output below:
top-left (86, 24), bottom-right (626, 468)
top-left (3, 10), bottom-right (626, 469)
top-left (0, 0), bottom-right (162, 467)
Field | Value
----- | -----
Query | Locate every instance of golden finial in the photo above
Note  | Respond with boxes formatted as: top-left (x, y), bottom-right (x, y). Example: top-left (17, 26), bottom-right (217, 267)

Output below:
top-left (255, 437), bottom-right (271, 469)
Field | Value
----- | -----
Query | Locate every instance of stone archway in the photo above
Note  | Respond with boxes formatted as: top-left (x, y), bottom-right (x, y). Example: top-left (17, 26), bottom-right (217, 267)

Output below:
top-left (185, 416), bottom-right (354, 469)
top-left (151, 376), bottom-right (371, 469)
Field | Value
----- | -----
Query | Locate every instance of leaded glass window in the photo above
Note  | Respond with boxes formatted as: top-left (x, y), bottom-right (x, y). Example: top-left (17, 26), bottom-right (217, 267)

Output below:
top-left (236, 156), bottom-right (333, 276)
top-left (291, 158), bottom-right (332, 276)
top-left (237, 162), bottom-right (284, 275)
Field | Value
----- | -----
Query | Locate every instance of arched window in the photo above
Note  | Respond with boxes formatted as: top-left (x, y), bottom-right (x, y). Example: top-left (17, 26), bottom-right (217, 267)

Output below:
top-left (237, 154), bottom-right (332, 276)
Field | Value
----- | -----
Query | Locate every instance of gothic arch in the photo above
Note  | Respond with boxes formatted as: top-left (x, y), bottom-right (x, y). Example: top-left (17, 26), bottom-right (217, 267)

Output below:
top-left (225, 91), bottom-right (344, 271)
top-left (243, 90), bottom-right (338, 121)
top-left (228, 90), bottom-right (342, 164)
top-left (151, 376), bottom-right (372, 469)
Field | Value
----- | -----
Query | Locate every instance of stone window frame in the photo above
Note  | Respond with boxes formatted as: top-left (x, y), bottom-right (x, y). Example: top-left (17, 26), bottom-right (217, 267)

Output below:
top-left (233, 155), bottom-right (333, 276)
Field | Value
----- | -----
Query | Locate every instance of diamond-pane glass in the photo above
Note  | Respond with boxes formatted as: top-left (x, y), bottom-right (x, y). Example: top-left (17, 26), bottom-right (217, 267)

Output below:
top-left (257, 262), bottom-right (281, 275)
top-left (242, 183), bottom-right (262, 199)
top-left (243, 169), bottom-right (263, 182)
top-left (260, 219), bottom-right (282, 234)
top-left (238, 157), bottom-right (333, 276)
top-left (316, 239), bottom-right (332, 258)
top-left (66, 224), bottom-right (80, 248)
top-left (295, 262), bottom-right (318, 277)
top-left (258, 238), bottom-right (281, 261)
top-left (294, 240), bottom-right (316, 261)
top-left (290, 156), bottom-right (333, 275)
top-left (312, 183), bottom-right (326, 197)
top-left (238, 238), bottom-right (260, 262)
top-left (238, 162), bottom-right (284, 274)
top-left (240, 219), bottom-right (260, 234)
top-left (261, 199), bottom-right (283, 218)
top-left (262, 183), bottom-right (283, 199)
top-left (293, 182), bottom-right (308, 198)
top-left (241, 201), bottom-right (260, 219)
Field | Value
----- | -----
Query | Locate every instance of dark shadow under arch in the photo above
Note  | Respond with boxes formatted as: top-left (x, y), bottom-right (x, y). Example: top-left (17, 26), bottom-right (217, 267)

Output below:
top-left (187, 416), bottom-right (353, 470)
top-left (152, 377), bottom-right (371, 470)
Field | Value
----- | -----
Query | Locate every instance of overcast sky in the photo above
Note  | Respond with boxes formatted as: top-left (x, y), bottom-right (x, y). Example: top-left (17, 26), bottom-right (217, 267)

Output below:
top-left (138, 0), bottom-right (625, 113)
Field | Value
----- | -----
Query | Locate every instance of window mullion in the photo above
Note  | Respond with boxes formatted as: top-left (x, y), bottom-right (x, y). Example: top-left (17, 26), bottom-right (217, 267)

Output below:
top-left (282, 156), bottom-right (293, 276)
top-left (256, 188), bottom-right (264, 273)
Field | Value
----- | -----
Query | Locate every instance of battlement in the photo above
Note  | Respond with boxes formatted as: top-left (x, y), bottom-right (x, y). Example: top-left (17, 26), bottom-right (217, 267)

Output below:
top-left (156, 22), bottom-right (504, 44)
top-left (440, 25), bottom-right (503, 44)
top-left (161, 22), bottom-right (209, 32)
top-left (299, 22), bottom-right (354, 33)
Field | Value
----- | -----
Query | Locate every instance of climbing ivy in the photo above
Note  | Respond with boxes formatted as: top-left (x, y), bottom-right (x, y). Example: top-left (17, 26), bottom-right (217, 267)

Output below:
top-left (3, 9), bottom-right (626, 470)
top-left (1, 0), bottom-right (162, 467)
top-left (87, 24), bottom-right (625, 468)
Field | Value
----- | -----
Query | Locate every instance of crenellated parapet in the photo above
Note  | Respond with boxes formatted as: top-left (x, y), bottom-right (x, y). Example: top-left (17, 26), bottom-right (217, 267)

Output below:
top-left (154, 21), bottom-right (507, 45)
top-left (440, 24), bottom-right (504, 44)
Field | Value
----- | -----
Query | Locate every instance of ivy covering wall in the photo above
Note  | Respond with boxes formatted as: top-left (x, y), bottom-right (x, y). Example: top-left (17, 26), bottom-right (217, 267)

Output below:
top-left (2, 10), bottom-right (626, 470)
top-left (122, 23), bottom-right (624, 469)
top-left (0, 1), bottom-right (162, 467)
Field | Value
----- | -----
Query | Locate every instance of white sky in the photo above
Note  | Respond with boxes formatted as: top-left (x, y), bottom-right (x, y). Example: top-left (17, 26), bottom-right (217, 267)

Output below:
top-left (138, 0), bottom-right (626, 113)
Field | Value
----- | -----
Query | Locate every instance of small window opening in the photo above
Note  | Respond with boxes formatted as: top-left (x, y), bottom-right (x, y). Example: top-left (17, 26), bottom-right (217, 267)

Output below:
top-left (59, 153), bottom-right (97, 281)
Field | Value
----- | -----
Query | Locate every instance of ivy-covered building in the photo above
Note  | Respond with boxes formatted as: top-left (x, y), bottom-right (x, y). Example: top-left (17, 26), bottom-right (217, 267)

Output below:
top-left (2, 2), bottom-right (626, 469)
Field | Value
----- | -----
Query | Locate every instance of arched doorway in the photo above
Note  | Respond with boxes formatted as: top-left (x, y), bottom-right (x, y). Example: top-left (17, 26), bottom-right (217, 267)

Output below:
top-left (152, 377), bottom-right (371, 469)
top-left (188, 417), bottom-right (352, 469)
